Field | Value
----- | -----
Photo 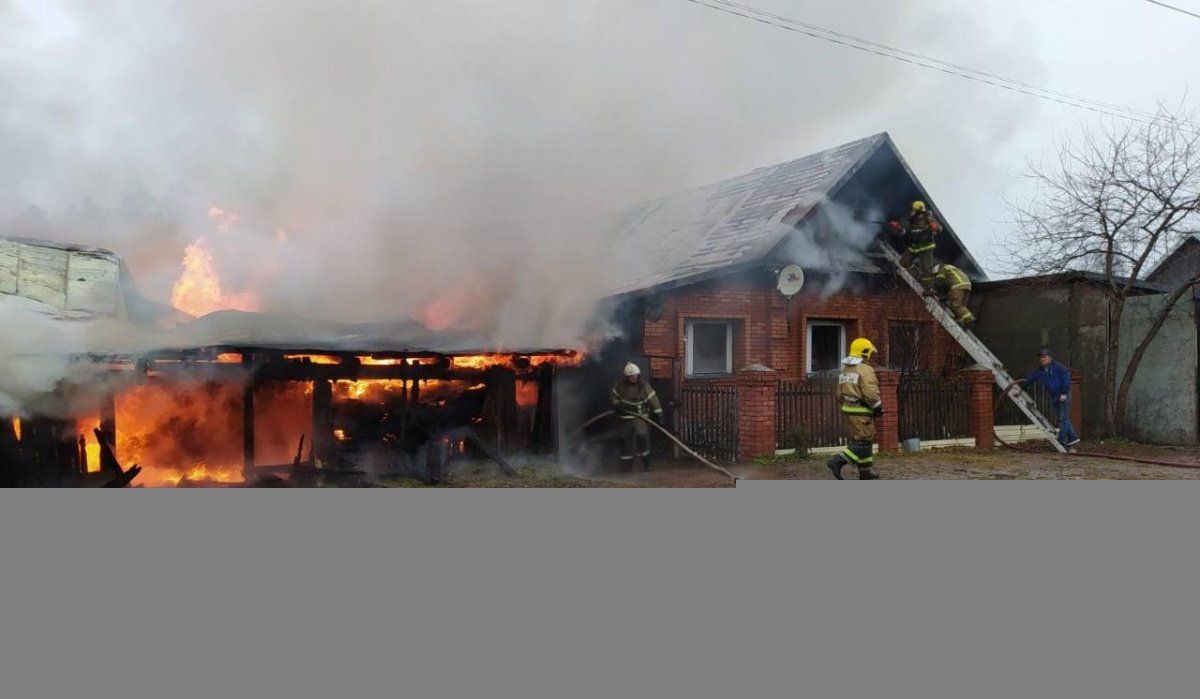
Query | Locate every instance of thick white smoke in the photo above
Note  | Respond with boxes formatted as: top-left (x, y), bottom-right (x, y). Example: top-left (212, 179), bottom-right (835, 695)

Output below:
top-left (0, 1), bottom-right (1033, 355)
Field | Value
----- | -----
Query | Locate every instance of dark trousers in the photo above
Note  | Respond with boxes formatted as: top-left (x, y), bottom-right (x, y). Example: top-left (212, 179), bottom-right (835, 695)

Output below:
top-left (618, 418), bottom-right (651, 470)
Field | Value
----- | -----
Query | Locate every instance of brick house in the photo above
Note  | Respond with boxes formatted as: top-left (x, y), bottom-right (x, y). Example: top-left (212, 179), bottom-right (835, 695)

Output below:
top-left (598, 133), bottom-right (994, 458)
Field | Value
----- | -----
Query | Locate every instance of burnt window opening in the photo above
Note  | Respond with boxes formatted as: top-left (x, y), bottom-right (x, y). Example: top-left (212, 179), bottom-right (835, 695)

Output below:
top-left (685, 320), bottom-right (733, 376)
top-left (807, 321), bottom-right (846, 374)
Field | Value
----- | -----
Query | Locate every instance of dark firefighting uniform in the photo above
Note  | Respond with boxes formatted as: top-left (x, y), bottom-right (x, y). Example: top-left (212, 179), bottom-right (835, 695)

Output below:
top-left (610, 379), bottom-right (664, 470)
top-left (900, 210), bottom-right (940, 287)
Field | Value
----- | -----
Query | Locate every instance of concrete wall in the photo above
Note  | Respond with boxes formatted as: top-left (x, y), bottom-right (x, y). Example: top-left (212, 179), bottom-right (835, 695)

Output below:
top-left (1117, 294), bottom-right (1198, 445)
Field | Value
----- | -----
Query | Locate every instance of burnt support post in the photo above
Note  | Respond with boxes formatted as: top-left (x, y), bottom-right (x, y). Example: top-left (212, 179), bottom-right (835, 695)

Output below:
top-left (312, 379), bottom-right (335, 468)
top-left (533, 364), bottom-right (555, 452)
top-left (99, 391), bottom-right (118, 474)
top-left (242, 380), bottom-right (256, 483)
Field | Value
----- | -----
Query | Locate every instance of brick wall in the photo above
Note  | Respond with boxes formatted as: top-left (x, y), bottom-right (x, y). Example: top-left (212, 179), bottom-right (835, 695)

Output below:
top-left (967, 369), bottom-right (995, 450)
top-left (737, 366), bottom-right (778, 458)
top-left (643, 275), bottom-right (960, 383)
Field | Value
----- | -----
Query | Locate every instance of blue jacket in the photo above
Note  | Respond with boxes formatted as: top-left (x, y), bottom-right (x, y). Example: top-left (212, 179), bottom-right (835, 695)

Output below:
top-left (1025, 361), bottom-right (1072, 397)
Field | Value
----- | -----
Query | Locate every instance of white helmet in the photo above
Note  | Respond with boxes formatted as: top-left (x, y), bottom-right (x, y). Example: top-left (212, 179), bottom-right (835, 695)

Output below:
top-left (624, 362), bottom-right (641, 377)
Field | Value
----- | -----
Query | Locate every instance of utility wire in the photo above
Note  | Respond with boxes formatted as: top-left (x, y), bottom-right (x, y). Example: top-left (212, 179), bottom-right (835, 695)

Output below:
top-left (682, 0), bottom-right (1189, 130)
top-left (703, 0), bottom-right (1157, 121)
top-left (1144, 0), bottom-right (1200, 21)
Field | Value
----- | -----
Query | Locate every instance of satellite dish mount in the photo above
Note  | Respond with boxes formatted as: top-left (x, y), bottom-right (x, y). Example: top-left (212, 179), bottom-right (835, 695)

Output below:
top-left (775, 264), bottom-right (804, 334)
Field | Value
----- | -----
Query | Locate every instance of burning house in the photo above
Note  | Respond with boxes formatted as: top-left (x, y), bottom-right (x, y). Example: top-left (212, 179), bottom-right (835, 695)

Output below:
top-left (1, 237), bottom-right (580, 487)
top-left (594, 133), bottom-right (990, 460)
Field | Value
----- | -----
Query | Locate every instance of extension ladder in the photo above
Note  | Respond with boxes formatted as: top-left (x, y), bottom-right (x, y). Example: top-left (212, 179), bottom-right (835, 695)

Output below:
top-left (877, 242), bottom-right (1067, 453)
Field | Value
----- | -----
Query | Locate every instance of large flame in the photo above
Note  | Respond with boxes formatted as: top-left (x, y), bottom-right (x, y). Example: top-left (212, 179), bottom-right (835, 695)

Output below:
top-left (170, 239), bottom-right (259, 317)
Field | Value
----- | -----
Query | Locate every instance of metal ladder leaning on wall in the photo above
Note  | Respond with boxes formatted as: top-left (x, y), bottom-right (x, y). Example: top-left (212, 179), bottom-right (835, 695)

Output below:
top-left (877, 242), bottom-right (1067, 453)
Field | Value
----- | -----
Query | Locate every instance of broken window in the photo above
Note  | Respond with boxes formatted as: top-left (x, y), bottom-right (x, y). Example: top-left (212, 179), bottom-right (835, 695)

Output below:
top-left (685, 320), bottom-right (733, 376)
top-left (807, 321), bottom-right (845, 374)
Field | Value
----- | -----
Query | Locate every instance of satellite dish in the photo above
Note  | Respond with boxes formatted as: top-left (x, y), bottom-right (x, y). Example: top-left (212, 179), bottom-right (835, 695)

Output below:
top-left (776, 264), bottom-right (805, 298)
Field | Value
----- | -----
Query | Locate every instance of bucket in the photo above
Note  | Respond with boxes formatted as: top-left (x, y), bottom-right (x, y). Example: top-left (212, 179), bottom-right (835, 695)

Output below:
top-left (902, 437), bottom-right (921, 453)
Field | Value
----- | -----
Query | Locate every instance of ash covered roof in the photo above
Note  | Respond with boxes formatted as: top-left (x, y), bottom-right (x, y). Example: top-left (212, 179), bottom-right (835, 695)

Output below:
top-left (606, 132), bottom-right (985, 295)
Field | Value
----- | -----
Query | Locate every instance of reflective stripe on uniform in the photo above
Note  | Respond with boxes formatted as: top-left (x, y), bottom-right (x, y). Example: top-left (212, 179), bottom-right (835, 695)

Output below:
top-left (908, 242), bottom-right (936, 254)
top-left (841, 405), bottom-right (874, 415)
top-left (841, 447), bottom-right (874, 465)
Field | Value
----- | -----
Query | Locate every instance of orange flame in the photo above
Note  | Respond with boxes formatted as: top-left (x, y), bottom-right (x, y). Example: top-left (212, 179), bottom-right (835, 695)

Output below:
top-left (285, 354), bottom-right (341, 365)
top-left (75, 417), bottom-right (102, 473)
top-left (170, 239), bottom-right (259, 317)
top-left (11, 416), bottom-right (20, 442)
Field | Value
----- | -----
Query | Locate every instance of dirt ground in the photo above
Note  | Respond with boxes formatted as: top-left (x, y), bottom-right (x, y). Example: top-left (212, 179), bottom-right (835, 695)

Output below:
top-left (388, 439), bottom-right (1200, 487)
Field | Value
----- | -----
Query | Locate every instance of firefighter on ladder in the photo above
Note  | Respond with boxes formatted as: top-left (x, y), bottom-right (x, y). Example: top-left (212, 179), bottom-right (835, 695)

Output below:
top-left (895, 200), bottom-right (941, 287)
top-left (927, 262), bottom-right (975, 326)
top-left (826, 338), bottom-right (883, 480)
top-left (610, 362), bottom-right (663, 472)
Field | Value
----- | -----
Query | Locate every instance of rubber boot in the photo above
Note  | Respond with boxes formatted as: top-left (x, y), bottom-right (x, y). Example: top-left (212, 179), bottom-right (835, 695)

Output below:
top-left (858, 466), bottom-right (880, 480)
top-left (826, 455), bottom-right (846, 480)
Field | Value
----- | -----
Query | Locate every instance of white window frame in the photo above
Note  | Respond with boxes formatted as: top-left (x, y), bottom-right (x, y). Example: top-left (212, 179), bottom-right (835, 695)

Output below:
top-left (806, 321), bottom-right (847, 374)
top-left (685, 319), bottom-right (734, 377)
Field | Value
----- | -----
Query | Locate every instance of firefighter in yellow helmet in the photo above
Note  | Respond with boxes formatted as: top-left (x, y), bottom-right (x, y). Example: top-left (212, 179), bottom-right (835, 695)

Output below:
top-left (610, 362), bottom-right (663, 472)
top-left (928, 263), bottom-right (975, 325)
top-left (827, 338), bottom-right (882, 480)
top-left (898, 200), bottom-right (941, 287)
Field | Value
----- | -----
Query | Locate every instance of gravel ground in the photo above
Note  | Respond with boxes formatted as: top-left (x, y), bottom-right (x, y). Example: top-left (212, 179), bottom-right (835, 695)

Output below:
top-left (398, 439), bottom-right (1200, 487)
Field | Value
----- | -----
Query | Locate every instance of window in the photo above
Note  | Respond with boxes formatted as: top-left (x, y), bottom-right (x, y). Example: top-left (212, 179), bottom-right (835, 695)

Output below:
top-left (807, 321), bottom-right (846, 374)
top-left (888, 322), bottom-right (922, 372)
top-left (685, 320), bottom-right (733, 376)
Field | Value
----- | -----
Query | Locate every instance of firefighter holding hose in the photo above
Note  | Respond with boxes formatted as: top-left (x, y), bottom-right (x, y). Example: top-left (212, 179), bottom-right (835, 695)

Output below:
top-left (610, 363), bottom-right (663, 472)
top-left (826, 338), bottom-right (883, 480)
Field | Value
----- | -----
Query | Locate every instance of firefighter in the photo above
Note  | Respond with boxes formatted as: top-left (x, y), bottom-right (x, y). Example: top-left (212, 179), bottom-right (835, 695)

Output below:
top-left (610, 362), bottom-right (663, 472)
top-left (928, 262), bottom-right (975, 325)
top-left (899, 200), bottom-right (941, 287)
top-left (826, 338), bottom-right (883, 480)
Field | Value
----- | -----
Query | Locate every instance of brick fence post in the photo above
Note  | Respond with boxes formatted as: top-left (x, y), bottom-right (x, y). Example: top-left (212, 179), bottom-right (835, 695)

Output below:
top-left (966, 368), bottom-right (995, 450)
top-left (737, 364), bottom-right (778, 460)
top-left (876, 369), bottom-right (900, 451)
top-left (1070, 369), bottom-right (1083, 439)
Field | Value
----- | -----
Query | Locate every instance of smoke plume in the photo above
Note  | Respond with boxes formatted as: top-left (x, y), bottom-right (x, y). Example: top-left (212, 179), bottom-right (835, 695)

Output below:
top-left (1, 1), bottom-right (1032, 356)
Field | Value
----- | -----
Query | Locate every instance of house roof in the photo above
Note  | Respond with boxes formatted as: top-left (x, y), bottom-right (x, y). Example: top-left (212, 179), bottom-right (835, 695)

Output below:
top-left (605, 132), bottom-right (985, 296)
top-left (976, 270), bottom-right (1165, 294)
top-left (1146, 234), bottom-right (1200, 283)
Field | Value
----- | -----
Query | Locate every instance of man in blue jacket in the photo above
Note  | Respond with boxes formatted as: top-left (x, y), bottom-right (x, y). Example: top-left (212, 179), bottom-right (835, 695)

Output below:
top-left (1014, 349), bottom-right (1080, 451)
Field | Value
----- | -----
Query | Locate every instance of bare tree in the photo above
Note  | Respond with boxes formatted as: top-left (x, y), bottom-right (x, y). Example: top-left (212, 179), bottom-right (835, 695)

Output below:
top-left (1008, 107), bottom-right (1200, 435)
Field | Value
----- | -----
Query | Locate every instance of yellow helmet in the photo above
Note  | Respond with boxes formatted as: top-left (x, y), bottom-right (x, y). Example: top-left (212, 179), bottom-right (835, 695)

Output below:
top-left (911, 200), bottom-right (927, 212)
top-left (849, 337), bottom-right (877, 360)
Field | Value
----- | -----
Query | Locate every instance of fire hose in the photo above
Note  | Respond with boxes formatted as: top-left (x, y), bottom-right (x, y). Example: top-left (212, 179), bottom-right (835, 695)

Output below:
top-left (992, 386), bottom-right (1200, 471)
top-left (567, 411), bottom-right (739, 483)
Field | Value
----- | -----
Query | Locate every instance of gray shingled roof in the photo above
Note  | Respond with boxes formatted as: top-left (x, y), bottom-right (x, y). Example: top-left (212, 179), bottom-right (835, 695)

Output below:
top-left (606, 134), bottom-right (885, 295)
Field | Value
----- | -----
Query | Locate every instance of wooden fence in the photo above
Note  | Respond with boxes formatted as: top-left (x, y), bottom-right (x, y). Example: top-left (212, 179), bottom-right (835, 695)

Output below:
top-left (896, 374), bottom-right (971, 441)
top-left (776, 378), bottom-right (844, 449)
top-left (677, 382), bottom-right (739, 462)
top-left (994, 381), bottom-right (1060, 427)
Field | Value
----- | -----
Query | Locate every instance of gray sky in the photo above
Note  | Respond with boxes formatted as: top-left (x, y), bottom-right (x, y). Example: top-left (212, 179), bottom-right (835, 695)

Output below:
top-left (2, 0), bottom-right (1198, 342)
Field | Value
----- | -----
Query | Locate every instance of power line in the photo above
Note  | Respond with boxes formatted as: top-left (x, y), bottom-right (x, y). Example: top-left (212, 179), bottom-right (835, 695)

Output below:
top-left (681, 0), bottom-right (1181, 129)
top-left (1144, 0), bottom-right (1200, 21)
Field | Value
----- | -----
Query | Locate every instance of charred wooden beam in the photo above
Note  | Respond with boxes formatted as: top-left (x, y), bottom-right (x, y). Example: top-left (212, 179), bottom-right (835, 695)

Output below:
top-left (242, 377), bottom-right (256, 483)
top-left (463, 428), bottom-right (518, 477)
top-left (311, 379), bottom-right (335, 468)
top-left (99, 391), bottom-right (118, 474)
top-left (93, 428), bottom-right (141, 487)
top-left (533, 363), bottom-right (555, 451)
